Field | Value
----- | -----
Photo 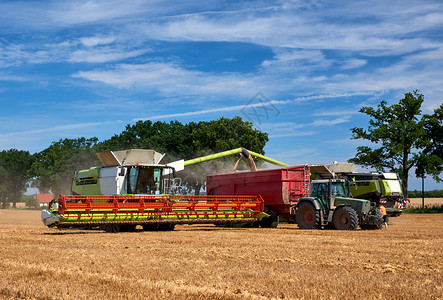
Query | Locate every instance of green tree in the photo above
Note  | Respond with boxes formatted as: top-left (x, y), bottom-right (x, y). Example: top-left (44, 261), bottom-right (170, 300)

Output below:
top-left (98, 117), bottom-right (269, 194)
top-left (22, 194), bottom-right (40, 209)
top-left (97, 120), bottom-right (196, 161)
top-left (349, 90), bottom-right (432, 197)
top-left (184, 117), bottom-right (268, 194)
top-left (416, 104), bottom-right (443, 182)
top-left (30, 137), bottom-right (100, 195)
top-left (0, 149), bottom-right (33, 208)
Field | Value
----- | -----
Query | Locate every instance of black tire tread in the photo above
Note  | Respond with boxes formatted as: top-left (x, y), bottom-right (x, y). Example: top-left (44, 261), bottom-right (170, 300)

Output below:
top-left (296, 202), bottom-right (321, 229)
top-left (332, 206), bottom-right (358, 230)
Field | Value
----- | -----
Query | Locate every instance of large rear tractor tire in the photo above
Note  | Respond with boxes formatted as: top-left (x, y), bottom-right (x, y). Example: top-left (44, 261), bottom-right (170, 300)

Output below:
top-left (296, 202), bottom-right (320, 229)
top-left (332, 206), bottom-right (358, 230)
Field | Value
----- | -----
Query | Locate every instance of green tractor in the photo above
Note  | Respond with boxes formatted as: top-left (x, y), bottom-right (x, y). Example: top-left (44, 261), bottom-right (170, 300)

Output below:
top-left (295, 179), bottom-right (383, 230)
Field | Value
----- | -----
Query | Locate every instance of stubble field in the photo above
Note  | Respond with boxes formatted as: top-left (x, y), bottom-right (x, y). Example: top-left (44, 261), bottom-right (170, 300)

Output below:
top-left (0, 210), bottom-right (441, 299)
top-left (408, 198), bottom-right (443, 207)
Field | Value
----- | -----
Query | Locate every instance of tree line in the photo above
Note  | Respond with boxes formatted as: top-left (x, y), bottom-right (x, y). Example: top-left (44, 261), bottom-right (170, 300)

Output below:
top-left (407, 190), bottom-right (443, 198)
top-left (1, 91), bottom-right (442, 208)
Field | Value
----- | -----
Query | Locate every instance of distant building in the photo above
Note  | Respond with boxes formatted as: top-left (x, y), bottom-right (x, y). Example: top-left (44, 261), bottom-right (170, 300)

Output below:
top-left (35, 193), bottom-right (54, 207)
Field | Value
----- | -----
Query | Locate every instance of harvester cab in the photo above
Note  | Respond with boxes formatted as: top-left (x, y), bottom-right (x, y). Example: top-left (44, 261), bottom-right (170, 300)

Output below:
top-left (71, 149), bottom-right (181, 196)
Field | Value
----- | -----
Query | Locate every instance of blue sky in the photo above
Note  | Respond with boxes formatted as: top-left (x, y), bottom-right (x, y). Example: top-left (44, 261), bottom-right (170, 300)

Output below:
top-left (0, 0), bottom-right (442, 190)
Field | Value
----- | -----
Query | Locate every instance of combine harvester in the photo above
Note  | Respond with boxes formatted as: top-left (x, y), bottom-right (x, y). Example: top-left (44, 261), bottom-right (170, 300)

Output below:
top-left (327, 162), bottom-right (407, 219)
top-left (42, 149), bottom-right (267, 232)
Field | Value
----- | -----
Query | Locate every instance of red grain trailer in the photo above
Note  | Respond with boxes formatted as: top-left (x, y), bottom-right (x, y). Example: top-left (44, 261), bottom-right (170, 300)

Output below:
top-left (207, 165), bottom-right (314, 227)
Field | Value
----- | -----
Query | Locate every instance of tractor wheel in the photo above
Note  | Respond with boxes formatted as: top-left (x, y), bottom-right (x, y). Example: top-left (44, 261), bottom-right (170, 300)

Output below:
top-left (260, 207), bottom-right (279, 228)
top-left (360, 208), bottom-right (383, 230)
top-left (296, 202), bottom-right (320, 229)
top-left (332, 207), bottom-right (358, 230)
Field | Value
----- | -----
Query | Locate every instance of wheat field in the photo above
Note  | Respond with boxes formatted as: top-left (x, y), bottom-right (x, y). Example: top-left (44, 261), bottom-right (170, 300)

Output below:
top-left (0, 210), bottom-right (441, 299)
top-left (408, 198), bottom-right (443, 207)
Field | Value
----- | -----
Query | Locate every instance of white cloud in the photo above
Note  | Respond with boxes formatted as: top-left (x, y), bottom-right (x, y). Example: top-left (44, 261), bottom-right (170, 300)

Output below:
top-left (80, 36), bottom-right (116, 47)
top-left (268, 131), bottom-right (316, 138)
top-left (0, 121), bottom-right (113, 139)
top-left (1, 1), bottom-right (442, 56)
top-left (310, 116), bottom-right (351, 127)
top-left (72, 62), bottom-right (262, 96)
top-left (68, 48), bottom-right (145, 63)
top-left (312, 110), bottom-right (361, 117)
top-left (340, 58), bottom-right (367, 70)
top-left (0, 35), bottom-right (148, 68)
top-left (128, 2), bottom-right (443, 55)
top-left (0, 72), bottom-right (27, 82)
top-left (0, 1), bottom-right (221, 29)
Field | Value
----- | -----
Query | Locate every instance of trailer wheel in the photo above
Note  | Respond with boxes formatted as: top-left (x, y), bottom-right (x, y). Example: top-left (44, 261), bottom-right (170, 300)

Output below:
top-left (296, 202), bottom-right (320, 229)
top-left (332, 207), bottom-right (358, 230)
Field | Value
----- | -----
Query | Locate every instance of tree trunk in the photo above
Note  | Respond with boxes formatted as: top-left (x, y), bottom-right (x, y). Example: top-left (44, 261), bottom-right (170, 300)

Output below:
top-left (402, 150), bottom-right (409, 199)
top-left (402, 176), bottom-right (408, 199)
top-left (193, 182), bottom-right (204, 195)
top-left (1, 197), bottom-right (7, 209)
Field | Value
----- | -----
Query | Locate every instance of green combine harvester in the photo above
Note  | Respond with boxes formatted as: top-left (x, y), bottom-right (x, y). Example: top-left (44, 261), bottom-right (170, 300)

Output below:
top-left (327, 162), bottom-right (407, 218)
top-left (41, 148), bottom-right (269, 232)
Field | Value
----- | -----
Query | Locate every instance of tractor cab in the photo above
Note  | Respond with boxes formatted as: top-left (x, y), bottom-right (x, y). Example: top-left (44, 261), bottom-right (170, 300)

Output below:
top-left (311, 179), bottom-right (349, 199)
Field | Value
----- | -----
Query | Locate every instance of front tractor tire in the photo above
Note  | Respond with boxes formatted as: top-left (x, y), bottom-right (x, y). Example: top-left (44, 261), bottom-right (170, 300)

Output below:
top-left (296, 202), bottom-right (320, 229)
top-left (332, 206), bottom-right (358, 230)
top-left (360, 208), bottom-right (384, 230)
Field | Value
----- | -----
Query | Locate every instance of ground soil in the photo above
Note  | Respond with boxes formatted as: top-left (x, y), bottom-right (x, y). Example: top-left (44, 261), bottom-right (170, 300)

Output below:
top-left (0, 210), bottom-right (441, 299)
